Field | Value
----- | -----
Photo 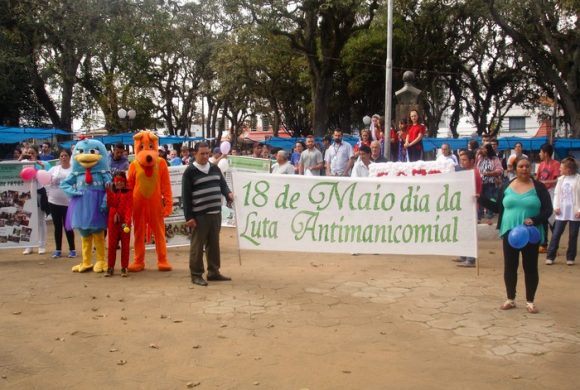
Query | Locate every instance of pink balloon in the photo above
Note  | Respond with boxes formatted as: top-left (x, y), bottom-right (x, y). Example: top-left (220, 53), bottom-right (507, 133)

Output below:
top-left (20, 167), bottom-right (36, 181)
top-left (36, 170), bottom-right (51, 186)
top-left (220, 141), bottom-right (231, 155)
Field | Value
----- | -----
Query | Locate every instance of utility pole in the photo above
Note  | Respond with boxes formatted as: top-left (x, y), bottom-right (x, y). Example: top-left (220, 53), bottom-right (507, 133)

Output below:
top-left (384, 0), bottom-right (393, 160)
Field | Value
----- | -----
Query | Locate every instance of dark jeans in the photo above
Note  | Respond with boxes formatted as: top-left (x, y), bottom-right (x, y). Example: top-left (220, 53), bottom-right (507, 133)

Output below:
top-left (479, 183), bottom-right (497, 220)
top-left (547, 220), bottom-right (580, 262)
top-left (407, 147), bottom-right (422, 162)
top-left (502, 235), bottom-right (539, 302)
top-left (49, 203), bottom-right (75, 251)
top-left (189, 213), bottom-right (222, 277)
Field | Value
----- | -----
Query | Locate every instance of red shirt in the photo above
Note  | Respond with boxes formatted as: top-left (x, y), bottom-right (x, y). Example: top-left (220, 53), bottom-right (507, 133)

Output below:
top-left (407, 124), bottom-right (426, 150)
top-left (537, 159), bottom-right (560, 190)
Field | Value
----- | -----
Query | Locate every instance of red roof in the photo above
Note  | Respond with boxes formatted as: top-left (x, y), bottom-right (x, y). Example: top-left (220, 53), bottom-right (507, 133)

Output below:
top-left (240, 130), bottom-right (292, 141)
top-left (534, 119), bottom-right (552, 138)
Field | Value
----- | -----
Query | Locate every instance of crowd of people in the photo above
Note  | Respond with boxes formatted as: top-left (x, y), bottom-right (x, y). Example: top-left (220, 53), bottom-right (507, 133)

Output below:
top-left (7, 110), bottom-right (579, 309)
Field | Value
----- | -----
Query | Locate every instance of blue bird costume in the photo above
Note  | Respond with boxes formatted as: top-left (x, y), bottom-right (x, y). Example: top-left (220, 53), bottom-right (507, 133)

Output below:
top-left (60, 139), bottom-right (112, 273)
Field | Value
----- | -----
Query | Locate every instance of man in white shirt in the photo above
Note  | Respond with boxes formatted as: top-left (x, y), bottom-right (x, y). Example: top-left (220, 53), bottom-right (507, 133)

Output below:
top-left (351, 145), bottom-right (371, 178)
top-left (271, 151), bottom-right (295, 174)
top-left (325, 129), bottom-right (354, 176)
top-left (436, 143), bottom-right (458, 167)
top-left (299, 135), bottom-right (324, 175)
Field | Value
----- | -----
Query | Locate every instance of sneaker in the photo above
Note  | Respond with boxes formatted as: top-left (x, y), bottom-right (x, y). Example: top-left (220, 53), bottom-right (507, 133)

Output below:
top-left (452, 257), bottom-right (464, 262)
top-left (104, 268), bottom-right (114, 277)
top-left (457, 261), bottom-right (475, 268)
top-left (545, 259), bottom-right (554, 265)
top-left (526, 302), bottom-right (539, 314)
top-left (51, 250), bottom-right (62, 258)
top-left (121, 268), bottom-right (128, 277)
top-left (567, 260), bottom-right (575, 266)
top-left (22, 247), bottom-right (32, 255)
top-left (68, 250), bottom-right (77, 258)
top-left (539, 246), bottom-right (548, 254)
top-left (500, 299), bottom-right (516, 310)
top-left (38, 247), bottom-right (46, 254)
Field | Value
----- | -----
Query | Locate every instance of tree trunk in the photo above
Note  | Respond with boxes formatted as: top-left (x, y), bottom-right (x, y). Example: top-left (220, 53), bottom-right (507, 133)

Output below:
top-left (311, 72), bottom-right (333, 136)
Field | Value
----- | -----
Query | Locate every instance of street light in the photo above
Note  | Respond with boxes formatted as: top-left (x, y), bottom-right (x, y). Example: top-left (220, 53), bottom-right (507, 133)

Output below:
top-left (117, 108), bottom-right (136, 131)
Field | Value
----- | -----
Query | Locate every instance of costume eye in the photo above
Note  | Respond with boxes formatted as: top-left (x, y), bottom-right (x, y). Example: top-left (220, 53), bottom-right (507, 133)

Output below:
top-left (140, 144), bottom-right (144, 150)
top-left (149, 143), bottom-right (154, 149)
top-left (89, 149), bottom-right (100, 155)
top-left (76, 148), bottom-right (84, 153)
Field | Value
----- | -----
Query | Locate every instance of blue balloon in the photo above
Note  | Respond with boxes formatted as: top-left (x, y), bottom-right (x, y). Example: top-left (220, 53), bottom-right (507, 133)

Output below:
top-left (508, 225), bottom-right (530, 249)
top-left (527, 225), bottom-right (541, 244)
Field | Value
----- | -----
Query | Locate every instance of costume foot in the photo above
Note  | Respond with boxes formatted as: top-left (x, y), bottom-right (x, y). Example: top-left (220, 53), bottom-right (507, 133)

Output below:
top-left (157, 262), bottom-right (173, 272)
top-left (93, 261), bottom-right (107, 273)
top-left (128, 263), bottom-right (145, 272)
top-left (72, 263), bottom-right (94, 273)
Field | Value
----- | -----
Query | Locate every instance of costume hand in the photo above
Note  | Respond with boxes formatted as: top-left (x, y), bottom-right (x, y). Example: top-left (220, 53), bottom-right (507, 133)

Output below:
top-left (185, 218), bottom-right (197, 229)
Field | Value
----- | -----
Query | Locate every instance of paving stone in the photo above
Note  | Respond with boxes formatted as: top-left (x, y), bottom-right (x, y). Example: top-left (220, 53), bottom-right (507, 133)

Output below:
top-left (401, 313), bottom-right (433, 323)
top-left (512, 342), bottom-right (551, 355)
top-left (453, 327), bottom-right (488, 337)
top-left (491, 345), bottom-right (515, 356)
top-left (427, 318), bottom-right (461, 330)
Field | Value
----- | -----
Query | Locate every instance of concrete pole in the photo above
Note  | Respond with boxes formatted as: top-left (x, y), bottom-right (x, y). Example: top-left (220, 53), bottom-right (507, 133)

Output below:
top-left (384, 0), bottom-right (393, 160)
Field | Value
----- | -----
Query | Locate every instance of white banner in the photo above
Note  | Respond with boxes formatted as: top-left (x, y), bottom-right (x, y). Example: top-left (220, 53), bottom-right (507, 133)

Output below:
top-left (232, 170), bottom-right (477, 257)
top-left (0, 162), bottom-right (39, 249)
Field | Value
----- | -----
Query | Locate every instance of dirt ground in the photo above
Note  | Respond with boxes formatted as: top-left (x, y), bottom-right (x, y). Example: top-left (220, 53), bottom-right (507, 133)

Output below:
top-left (1, 224), bottom-right (579, 390)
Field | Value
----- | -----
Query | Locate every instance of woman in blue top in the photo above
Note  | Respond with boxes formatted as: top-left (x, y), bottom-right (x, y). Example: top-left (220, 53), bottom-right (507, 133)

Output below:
top-left (479, 156), bottom-right (553, 314)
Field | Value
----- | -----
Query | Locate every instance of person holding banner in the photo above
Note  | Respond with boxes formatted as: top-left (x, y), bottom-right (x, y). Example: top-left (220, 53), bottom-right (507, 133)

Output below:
top-left (325, 129), bottom-right (354, 176)
top-left (182, 142), bottom-right (234, 287)
top-left (299, 135), bottom-right (324, 175)
top-left (479, 156), bottom-right (553, 314)
top-left (272, 151), bottom-right (295, 175)
top-left (21, 146), bottom-right (50, 255)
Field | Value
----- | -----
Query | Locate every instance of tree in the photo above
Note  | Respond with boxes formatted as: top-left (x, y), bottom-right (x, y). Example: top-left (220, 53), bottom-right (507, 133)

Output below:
top-left (238, 0), bottom-right (379, 136)
top-left (489, 0), bottom-right (580, 136)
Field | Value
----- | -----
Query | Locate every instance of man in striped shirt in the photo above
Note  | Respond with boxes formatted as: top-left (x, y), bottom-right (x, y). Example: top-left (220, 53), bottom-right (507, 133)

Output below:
top-left (182, 142), bottom-right (234, 286)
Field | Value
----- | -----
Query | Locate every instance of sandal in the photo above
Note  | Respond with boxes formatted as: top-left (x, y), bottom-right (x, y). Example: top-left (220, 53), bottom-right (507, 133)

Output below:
top-left (500, 299), bottom-right (516, 310)
top-left (526, 302), bottom-right (539, 314)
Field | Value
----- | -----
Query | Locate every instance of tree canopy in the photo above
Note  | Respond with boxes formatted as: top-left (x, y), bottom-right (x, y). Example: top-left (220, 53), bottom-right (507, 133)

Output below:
top-left (1, 0), bottom-right (578, 138)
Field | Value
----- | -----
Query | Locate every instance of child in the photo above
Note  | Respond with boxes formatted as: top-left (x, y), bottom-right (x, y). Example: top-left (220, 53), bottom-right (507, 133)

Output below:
top-left (105, 172), bottom-right (133, 277)
top-left (546, 157), bottom-right (580, 266)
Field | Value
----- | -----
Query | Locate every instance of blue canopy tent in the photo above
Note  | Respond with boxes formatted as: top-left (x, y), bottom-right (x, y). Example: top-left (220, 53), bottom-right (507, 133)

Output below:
top-left (0, 126), bottom-right (72, 144)
top-left (263, 135), bottom-right (358, 151)
top-left (421, 136), bottom-right (552, 152)
top-left (58, 133), bottom-right (209, 149)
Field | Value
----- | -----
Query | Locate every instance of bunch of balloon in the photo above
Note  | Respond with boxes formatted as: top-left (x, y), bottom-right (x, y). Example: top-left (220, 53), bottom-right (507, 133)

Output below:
top-left (508, 225), bottom-right (541, 249)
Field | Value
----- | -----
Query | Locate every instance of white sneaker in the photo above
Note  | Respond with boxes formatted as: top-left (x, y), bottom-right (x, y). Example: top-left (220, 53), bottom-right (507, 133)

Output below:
top-left (545, 259), bottom-right (554, 265)
top-left (567, 260), bottom-right (575, 266)
top-left (38, 247), bottom-right (46, 254)
top-left (22, 247), bottom-right (32, 255)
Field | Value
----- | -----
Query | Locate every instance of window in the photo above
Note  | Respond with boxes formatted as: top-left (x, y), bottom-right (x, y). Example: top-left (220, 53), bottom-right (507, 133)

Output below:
top-left (508, 117), bottom-right (526, 133)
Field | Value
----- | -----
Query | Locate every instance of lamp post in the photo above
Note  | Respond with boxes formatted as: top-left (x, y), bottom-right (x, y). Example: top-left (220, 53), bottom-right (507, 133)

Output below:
top-left (384, 0), bottom-right (393, 161)
top-left (117, 108), bottom-right (136, 132)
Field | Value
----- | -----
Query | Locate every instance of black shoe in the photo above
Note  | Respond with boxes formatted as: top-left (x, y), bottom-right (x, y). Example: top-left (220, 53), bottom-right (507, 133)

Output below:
top-left (105, 268), bottom-right (114, 277)
top-left (192, 276), bottom-right (208, 286)
top-left (121, 268), bottom-right (128, 277)
top-left (207, 273), bottom-right (231, 282)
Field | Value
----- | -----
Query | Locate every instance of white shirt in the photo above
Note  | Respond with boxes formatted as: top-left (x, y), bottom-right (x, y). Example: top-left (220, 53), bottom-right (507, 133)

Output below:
top-left (47, 165), bottom-right (72, 206)
top-left (324, 142), bottom-right (354, 176)
top-left (271, 162), bottom-right (295, 175)
top-left (437, 153), bottom-right (458, 166)
top-left (351, 160), bottom-right (370, 178)
top-left (557, 176), bottom-right (580, 221)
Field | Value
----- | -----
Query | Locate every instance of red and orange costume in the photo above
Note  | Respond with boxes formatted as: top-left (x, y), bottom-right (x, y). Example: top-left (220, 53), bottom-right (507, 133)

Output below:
top-left (127, 130), bottom-right (173, 271)
top-left (107, 177), bottom-right (133, 269)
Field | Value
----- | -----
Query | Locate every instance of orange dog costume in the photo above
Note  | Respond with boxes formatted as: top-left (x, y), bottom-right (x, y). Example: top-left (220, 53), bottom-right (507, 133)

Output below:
top-left (127, 130), bottom-right (173, 271)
